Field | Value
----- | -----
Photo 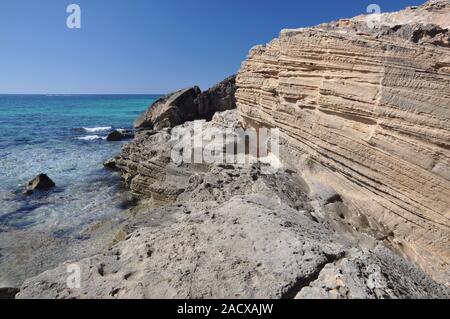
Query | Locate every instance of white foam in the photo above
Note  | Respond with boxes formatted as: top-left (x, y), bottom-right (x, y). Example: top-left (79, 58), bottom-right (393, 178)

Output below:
top-left (83, 126), bottom-right (112, 133)
top-left (77, 135), bottom-right (106, 141)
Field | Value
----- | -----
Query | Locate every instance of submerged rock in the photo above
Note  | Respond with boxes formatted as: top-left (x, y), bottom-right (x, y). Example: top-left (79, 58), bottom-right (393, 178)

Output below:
top-left (106, 130), bottom-right (134, 142)
top-left (24, 174), bottom-right (55, 195)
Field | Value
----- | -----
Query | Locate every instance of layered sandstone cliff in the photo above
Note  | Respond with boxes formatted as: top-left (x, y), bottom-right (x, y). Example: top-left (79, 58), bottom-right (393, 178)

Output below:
top-left (236, 0), bottom-right (450, 285)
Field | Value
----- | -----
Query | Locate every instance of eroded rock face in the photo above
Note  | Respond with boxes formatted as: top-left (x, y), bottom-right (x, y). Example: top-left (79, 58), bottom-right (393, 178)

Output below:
top-left (236, 0), bottom-right (450, 285)
top-left (296, 245), bottom-right (449, 299)
top-left (353, 0), bottom-right (450, 30)
top-left (134, 76), bottom-right (237, 130)
top-left (115, 110), bottom-right (241, 201)
top-left (16, 194), bottom-right (347, 299)
top-left (106, 130), bottom-right (134, 142)
top-left (17, 110), bottom-right (450, 299)
top-left (195, 75), bottom-right (237, 120)
top-left (134, 87), bottom-right (202, 130)
top-left (18, 195), bottom-right (448, 299)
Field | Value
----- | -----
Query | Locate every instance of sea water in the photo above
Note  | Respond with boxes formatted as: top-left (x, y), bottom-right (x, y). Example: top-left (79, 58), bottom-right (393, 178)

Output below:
top-left (0, 95), bottom-right (158, 234)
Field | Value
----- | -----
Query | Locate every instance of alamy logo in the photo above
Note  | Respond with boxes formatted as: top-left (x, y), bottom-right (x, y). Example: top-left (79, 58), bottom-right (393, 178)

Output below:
top-left (366, 4), bottom-right (382, 29)
top-left (66, 4), bottom-right (81, 29)
top-left (170, 121), bottom-right (282, 174)
top-left (66, 264), bottom-right (81, 289)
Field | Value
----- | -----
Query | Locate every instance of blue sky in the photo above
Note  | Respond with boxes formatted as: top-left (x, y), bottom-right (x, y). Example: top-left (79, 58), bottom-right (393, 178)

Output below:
top-left (0, 0), bottom-right (425, 94)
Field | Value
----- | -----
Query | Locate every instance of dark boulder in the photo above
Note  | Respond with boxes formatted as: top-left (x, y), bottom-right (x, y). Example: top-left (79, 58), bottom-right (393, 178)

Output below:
top-left (103, 158), bottom-right (117, 169)
top-left (133, 77), bottom-right (237, 131)
top-left (134, 86), bottom-right (201, 130)
top-left (106, 130), bottom-right (134, 142)
top-left (195, 75), bottom-right (237, 120)
top-left (24, 174), bottom-right (56, 195)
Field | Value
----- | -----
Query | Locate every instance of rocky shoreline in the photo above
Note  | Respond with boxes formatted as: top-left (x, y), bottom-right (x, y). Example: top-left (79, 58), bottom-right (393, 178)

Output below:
top-left (16, 109), bottom-right (450, 299)
top-left (8, 0), bottom-right (450, 299)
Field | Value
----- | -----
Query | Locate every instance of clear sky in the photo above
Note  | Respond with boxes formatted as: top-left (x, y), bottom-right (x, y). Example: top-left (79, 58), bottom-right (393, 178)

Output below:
top-left (0, 0), bottom-right (426, 94)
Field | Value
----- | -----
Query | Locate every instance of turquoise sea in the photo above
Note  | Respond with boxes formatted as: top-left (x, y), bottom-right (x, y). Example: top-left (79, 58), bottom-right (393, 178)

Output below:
top-left (0, 95), bottom-right (158, 233)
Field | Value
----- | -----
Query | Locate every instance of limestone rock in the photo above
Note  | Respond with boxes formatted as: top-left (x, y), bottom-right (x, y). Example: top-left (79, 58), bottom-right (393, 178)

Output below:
top-left (16, 194), bottom-right (348, 299)
top-left (16, 170), bottom-right (449, 299)
top-left (295, 245), bottom-right (450, 299)
top-left (24, 174), bottom-right (55, 195)
top-left (134, 87), bottom-right (201, 130)
top-left (133, 76), bottom-right (237, 130)
top-left (106, 130), bottom-right (134, 142)
top-left (195, 75), bottom-right (237, 120)
top-left (103, 158), bottom-right (117, 169)
top-left (235, 0), bottom-right (450, 284)
top-left (115, 110), bottom-right (241, 200)
top-left (17, 159), bottom-right (449, 299)
top-left (17, 109), bottom-right (449, 299)
top-left (353, 0), bottom-right (450, 30)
